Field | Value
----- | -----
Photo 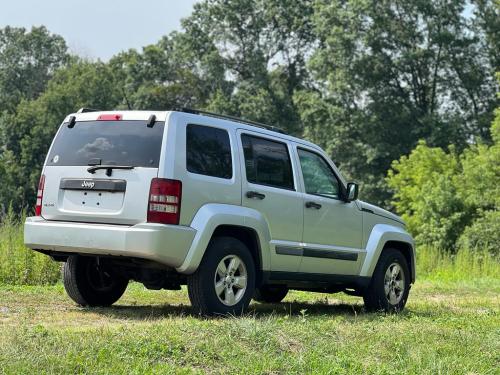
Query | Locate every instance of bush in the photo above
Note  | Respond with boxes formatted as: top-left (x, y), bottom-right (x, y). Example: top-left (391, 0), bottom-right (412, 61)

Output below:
top-left (386, 142), bottom-right (471, 250)
top-left (458, 210), bottom-right (500, 257)
top-left (387, 107), bottom-right (500, 253)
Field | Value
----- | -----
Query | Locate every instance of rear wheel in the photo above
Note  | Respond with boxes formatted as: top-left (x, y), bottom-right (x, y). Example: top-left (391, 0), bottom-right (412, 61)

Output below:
top-left (187, 237), bottom-right (255, 316)
top-left (363, 248), bottom-right (410, 313)
top-left (63, 255), bottom-right (128, 307)
top-left (254, 285), bottom-right (289, 303)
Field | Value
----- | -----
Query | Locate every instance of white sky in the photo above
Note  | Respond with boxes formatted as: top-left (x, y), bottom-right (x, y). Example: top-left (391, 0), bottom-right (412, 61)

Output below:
top-left (0, 0), bottom-right (199, 60)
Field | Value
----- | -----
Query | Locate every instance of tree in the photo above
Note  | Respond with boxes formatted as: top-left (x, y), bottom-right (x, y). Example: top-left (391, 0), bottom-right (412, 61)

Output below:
top-left (472, 0), bottom-right (500, 71)
top-left (181, 0), bottom-right (317, 133)
top-left (0, 61), bottom-right (122, 211)
top-left (297, 0), bottom-right (498, 204)
top-left (0, 26), bottom-right (69, 113)
top-left (108, 33), bottom-right (231, 111)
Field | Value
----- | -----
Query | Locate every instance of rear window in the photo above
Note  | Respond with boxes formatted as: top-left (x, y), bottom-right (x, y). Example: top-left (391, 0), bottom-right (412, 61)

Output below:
top-left (46, 120), bottom-right (165, 167)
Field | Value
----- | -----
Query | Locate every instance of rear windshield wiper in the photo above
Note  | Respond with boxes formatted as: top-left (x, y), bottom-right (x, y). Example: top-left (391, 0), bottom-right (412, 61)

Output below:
top-left (87, 165), bottom-right (135, 177)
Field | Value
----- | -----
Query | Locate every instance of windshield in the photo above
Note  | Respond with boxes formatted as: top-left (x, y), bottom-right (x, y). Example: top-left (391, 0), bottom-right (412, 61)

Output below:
top-left (46, 120), bottom-right (165, 168)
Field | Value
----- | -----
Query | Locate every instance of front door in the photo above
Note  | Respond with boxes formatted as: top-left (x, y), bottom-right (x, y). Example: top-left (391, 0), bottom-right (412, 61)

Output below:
top-left (296, 147), bottom-right (363, 275)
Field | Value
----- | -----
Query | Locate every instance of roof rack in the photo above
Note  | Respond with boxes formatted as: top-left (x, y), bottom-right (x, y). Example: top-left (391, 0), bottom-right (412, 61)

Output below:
top-left (77, 108), bottom-right (100, 113)
top-left (177, 107), bottom-right (287, 134)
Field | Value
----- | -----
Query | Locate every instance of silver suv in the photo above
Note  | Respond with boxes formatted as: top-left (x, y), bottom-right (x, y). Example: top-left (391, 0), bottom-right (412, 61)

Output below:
top-left (24, 108), bottom-right (415, 315)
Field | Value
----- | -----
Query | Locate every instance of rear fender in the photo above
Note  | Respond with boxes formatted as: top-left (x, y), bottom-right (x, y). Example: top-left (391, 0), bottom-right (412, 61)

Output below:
top-left (176, 204), bottom-right (271, 274)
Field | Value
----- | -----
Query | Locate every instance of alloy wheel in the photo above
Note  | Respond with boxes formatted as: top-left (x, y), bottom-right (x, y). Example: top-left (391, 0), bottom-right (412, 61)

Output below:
top-left (214, 255), bottom-right (248, 306)
top-left (384, 262), bottom-right (405, 305)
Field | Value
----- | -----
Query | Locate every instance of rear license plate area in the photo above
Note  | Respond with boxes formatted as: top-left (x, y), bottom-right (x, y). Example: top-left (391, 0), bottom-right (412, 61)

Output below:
top-left (59, 178), bottom-right (126, 213)
top-left (60, 190), bottom-right (124, 212)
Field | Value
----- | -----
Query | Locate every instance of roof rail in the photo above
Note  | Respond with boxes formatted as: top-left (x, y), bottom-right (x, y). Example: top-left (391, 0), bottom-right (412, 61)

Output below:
top-left (177, 107), bottom-right (287, 134)
top-left (77, 108), bottom-right (100, 113)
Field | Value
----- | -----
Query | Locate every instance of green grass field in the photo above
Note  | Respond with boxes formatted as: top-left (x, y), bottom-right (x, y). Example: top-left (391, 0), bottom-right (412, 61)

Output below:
top-left (0, 279), bottom-right (498, 374)
top-left (0, 217), bottom-right (499, 374)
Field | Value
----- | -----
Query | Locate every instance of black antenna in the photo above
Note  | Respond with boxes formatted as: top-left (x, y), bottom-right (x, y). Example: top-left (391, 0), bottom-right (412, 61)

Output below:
top-left (176, 108), bottom-right (287, 134)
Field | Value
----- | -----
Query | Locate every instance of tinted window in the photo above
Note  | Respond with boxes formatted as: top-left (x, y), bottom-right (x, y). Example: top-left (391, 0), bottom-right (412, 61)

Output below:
top-left (242, 135), bottom-right (294, 190)
top-left (186, 124), bottom-right (232, 179)
top-left (298, 148), bottom-right (339, 198)
top-left (47, 120), bottom-right (165, 167)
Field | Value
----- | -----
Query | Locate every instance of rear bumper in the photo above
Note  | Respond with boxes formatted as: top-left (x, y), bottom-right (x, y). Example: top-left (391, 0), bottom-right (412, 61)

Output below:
top-left (24, 217), bottom-right (196, 269)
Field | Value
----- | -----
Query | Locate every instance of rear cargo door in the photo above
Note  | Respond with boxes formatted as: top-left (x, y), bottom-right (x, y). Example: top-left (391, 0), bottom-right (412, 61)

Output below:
top-left (41, 118), bottom-right (165, 225)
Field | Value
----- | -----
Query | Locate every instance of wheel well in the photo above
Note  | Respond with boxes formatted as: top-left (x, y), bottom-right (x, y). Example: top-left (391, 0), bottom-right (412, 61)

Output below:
top-left (383, 241), bottom-right (415, 283)
top-left (212, 225), bottom-right (263, 285)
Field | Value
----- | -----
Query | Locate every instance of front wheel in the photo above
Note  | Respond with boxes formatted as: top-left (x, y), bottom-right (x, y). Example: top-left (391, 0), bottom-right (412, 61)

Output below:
top-left (187, 237), bottom-right (256, 316)
top-left (63, 255), bottom-right (128, 307)
top-left (363, 248), bottom-right (410, 313)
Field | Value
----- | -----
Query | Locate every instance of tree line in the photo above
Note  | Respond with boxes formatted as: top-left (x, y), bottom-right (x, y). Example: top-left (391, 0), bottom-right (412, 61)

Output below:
top-left (0, 0), bottom-right (498, 252)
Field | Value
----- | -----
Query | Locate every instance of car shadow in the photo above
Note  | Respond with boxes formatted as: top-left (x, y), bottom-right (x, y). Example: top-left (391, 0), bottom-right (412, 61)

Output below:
top-left (85, 300), bottom-right (392, 321)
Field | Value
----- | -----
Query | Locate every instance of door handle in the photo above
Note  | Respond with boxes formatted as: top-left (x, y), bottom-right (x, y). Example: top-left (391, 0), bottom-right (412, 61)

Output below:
top-left (246, 191), bottom-right (266, 200)
top-left (305, 201), bottom-right (322, 209)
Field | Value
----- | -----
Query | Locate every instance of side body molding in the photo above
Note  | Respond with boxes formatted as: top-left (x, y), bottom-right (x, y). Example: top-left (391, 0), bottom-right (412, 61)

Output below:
top-left (176, 203), bottom-right (272, 274)
top-left (359, 224), bottom-right (416, 282)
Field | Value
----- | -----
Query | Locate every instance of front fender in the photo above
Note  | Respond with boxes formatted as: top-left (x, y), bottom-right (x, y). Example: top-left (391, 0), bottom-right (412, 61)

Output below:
top-left (359, 224), bottom-right (416, 282)
top-left (175, 203), bottom-right (271, 274)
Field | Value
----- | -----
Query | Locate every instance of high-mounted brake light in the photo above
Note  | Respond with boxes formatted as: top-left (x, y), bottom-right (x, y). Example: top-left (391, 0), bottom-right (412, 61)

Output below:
top-left (97, 114), bottom-right (122, 121)
top-left (35, 174), bottom-right (45, 216)
top-left (147, 178), bottom-right (182, 225)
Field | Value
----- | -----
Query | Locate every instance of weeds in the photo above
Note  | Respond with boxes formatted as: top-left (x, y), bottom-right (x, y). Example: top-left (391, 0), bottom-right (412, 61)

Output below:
top-left (0, 211), bottom-right (60, 285)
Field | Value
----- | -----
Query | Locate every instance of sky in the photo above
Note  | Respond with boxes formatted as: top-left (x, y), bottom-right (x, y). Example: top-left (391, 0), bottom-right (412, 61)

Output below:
top-left (0, 0), bottom-right (199, 60)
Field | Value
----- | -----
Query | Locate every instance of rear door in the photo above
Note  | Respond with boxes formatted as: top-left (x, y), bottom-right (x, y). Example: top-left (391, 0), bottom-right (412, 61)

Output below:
top-left (41, 116), bottom-right (165, 225)
top-left (237, 130), bottom-right (304, 272)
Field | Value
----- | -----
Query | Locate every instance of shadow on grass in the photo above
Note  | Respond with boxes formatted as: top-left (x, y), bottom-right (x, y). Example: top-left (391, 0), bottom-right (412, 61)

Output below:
top-left (86, 300), bottom-right (387, 321)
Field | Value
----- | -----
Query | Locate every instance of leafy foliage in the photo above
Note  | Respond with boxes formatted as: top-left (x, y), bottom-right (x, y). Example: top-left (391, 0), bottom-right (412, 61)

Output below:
top-left (298, 0), bottom-right (498, 203)
top-left (458, 210), bottom-right (500, 256)
top-left (0, 62), bottom-right (122, 210)
top-left (0, 26), bottom-right (69, 113)
top-left (387, 107), bottom-right (500, 253)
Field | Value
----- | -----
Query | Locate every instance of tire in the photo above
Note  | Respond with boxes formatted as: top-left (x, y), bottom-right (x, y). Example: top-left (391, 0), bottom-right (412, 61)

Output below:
top-left (187, 236), bottom-right (256, 316)
top-left (363, 248), bottom-right (410, 313)
top-left (253, 285), bottom-right (288, 303)
top-left (63, 255), bottom-right (128, 307)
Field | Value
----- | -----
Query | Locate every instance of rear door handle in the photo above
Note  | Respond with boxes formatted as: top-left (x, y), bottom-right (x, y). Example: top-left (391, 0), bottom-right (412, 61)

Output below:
top-left (246, 191), bottom-right (266, 200)
top-left (305, 201), bottom-right (322, 209)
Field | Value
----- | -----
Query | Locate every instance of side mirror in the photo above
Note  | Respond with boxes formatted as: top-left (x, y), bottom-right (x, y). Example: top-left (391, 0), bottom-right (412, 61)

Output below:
top-left (345, 182), bottom-right (359, 202)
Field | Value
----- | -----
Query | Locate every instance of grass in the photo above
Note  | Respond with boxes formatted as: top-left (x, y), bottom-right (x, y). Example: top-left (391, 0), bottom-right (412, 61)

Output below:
top-left (0, 217), bottom-right (499, 373)
top-left (0, 280), bottom-right (498, 374)
top-left (0, 212), bottom-right (59, 285)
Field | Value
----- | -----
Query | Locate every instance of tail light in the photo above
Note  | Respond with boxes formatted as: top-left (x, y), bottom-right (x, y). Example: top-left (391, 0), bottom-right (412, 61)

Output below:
top-left (35, 174), bottom-right (45, 216)
top-left (147, 178), bottom-right (182, 225)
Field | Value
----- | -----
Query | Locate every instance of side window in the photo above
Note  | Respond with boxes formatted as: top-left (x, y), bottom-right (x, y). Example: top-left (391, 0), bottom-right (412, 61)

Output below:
top-left (241, 134), bottom-right (294, 190)
top-left (186, 124), bottom-right (232, 179)
top-left (298, 148), bottom-right (340, 199)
